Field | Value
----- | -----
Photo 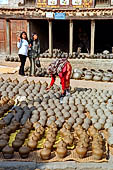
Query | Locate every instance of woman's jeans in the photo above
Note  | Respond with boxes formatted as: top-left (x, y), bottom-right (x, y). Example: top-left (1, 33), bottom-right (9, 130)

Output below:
top-left (19, 54), bottom-right (27, 75)
top-left (29, 57), bottom-right (35, 76)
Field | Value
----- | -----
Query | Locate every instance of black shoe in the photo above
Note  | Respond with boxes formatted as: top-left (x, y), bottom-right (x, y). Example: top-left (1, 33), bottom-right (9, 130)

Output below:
top-left (60, 93), bottom-right (66, 104)
top-left (19, 73), bottom-right (25, 76)
top-left (65, 89), bottom-right (71, 96)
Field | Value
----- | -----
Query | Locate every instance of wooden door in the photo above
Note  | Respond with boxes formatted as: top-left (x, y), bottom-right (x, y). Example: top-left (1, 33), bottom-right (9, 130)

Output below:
top-left (0, 19), bottom-right (6, 54)
top-left (10, 20), bottom-right (27, 54)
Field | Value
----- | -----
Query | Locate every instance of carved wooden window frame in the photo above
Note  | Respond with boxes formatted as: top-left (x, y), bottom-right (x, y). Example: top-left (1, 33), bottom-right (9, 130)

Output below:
top-left (95, 0), bottom-right (110, 6)
top-left (24, 0), bottom-right (36, 6)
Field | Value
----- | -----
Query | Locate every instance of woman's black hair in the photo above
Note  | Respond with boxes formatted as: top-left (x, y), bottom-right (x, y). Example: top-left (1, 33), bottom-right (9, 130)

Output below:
top-left (32, 33), bottom-right (39, 43)
top-left (20, 31), bottom-right (28, 41)
top-left (32, 32), bottom-right (38, 38)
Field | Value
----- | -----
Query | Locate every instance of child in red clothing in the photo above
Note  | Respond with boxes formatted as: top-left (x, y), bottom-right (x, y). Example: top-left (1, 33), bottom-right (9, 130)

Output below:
top-left (47, 58), bottom-right (72, 97)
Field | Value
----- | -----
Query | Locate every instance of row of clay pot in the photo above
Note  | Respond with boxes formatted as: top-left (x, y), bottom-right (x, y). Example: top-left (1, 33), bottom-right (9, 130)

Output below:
top-left (5, 56), bottom-right (20, 62)
top-left (0, 120), bottom-right (32, 159)
top-left (25, 67), bottom-right (49, 77)
top-left (4, 52), bottom-right (113, 62)
top-left (28, 126), bottom-right (44, 150)
top-left (73, 68), bottom-right (113, 82)
top-left (0, 97), bottom-right (14, 120)
top-left (0, 121), bottom-right (20, 159)
top-left (40, 123), bottom-right (57, 160)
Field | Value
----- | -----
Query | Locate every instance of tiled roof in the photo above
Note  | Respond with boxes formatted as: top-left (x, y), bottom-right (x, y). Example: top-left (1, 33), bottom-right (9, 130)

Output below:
top-left (0, 7), bottom-right (113, 19)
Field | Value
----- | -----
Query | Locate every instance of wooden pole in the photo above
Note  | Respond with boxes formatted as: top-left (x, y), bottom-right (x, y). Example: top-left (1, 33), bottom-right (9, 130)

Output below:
top-left (27, 20), bottom-right (30, 40)
top-left (69, 20), bottom-right (73, 55)
top-left (90, 20), bottom-right (95, 55)
top-left (49, 20), bottom-right (53, 56)
top-left (6, 20), bottom-right (10, 55)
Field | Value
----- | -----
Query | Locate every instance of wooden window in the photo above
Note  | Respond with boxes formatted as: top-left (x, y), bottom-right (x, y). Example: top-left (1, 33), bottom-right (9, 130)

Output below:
top-left (25, 0), bottom-right (36, 6)
top-left (95, 0), bottom-right (110, 6)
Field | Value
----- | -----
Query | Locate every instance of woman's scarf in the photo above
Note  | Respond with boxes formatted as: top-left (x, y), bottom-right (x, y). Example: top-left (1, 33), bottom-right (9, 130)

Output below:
top-left (48, 58), bottom-right (67, 75)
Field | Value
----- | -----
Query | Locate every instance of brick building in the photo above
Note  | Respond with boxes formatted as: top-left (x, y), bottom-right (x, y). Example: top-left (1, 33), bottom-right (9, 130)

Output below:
top-left (0, 0), bottom-right (113, 56)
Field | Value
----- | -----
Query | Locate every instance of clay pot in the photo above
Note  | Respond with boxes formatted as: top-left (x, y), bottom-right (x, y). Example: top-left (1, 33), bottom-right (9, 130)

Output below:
top-left (76, 145), bottom-right (87, 158)
top-left (8, 99), bottom-right (15, 105)
top-left (0, 134), bottom-right (9, 141)
top-left (85, 74), bottom-right (93, 80)
top-left (88, 127), bottom-right (97, 137)
top-left (3, 104), bottom-right (9, 111)
top-left (6, 78), bottom-right (12, 83)
top-left (32, 134), bottom-right (38, 141)
top-left (36, 127), bottom-right (44, 135)
top-left (46, 132), bottom-right (56, 139)
top-left (60, 128), bottom-right (66, 136)
top-left (19, 146), bottom-right (30, 158)
top-left (27, 138), bottom-right (37, 149)
top-left (21, 128), bottom-right (29, 135)
top-left (24, 121), bottom-right (32, 130)
top-left (0, 140), bottom-right (7, 151)
top-left (2, 145), bottom-right (14, 159)
top-left (23, 79), bottom-right (29, 84)
top-left (76, 129), bottom-right (83, 138)
top-left (12, 140), bottom-right (23, 151)
top-left (13, 78), bottom-right (19, 85)
top-left (57, 140), bottom-right (67, 148)
top-left (0, 77), bottom-right (4, 82)
top-left (0, 120), bottom-right (5, 129)
top-left (92, 143), bottom-right (102, 150)
top-left (43, 140), bottom-right (53, 150)
top-left (49, 122), bottom-right (57, 129)
top-left (56, 147), bottom-right (67, 158)
top-left (93, 75), bottom-right (102, 81)
top-left (9, 124), bottom-right (17, 133)
top-left (63, 136), bottom-right (73, 146)
top-left (40, 148), bottom-right (51, 160)
top-left (102, 76), bottom-right (111, 82)
top-left (34, 132), bottom-right (40, 140)
top-left (0, 129), bottom-right (5, 136)
top-left (63, 123), bottom-right (71, 130)
top-left (46, 135), bottom-right (56, 143)
top-left (4, 127), bottom-right (12, 135)
top-left (12, 121), bottom-right (20, 129)
top-left (15, 133), bottom-right (26, 141)
top-left (78, 141), bottom-right (88, 148)
top-left (92, 148), bottom-right (103, 160)
top-left (73, 72), bottom-right (81, 79)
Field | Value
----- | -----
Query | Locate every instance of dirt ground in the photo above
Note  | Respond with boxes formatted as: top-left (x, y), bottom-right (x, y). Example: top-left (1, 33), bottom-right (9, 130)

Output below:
top-left (0, 59), bottom-right (113, 169)
top-left (1, 58), bottom-right (113, 91)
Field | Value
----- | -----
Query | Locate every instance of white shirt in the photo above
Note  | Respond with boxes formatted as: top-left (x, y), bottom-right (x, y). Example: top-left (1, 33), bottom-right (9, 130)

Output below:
top-left (17, 39), bottom-right (29, 56)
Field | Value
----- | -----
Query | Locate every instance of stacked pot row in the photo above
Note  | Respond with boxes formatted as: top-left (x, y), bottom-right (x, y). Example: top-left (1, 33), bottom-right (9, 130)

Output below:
top-left (24, 66), bottom-right (49, 77)
top-left (73, 68), bottom-right (113, 82)
top-left (5, 56), bottom-right (20, 62)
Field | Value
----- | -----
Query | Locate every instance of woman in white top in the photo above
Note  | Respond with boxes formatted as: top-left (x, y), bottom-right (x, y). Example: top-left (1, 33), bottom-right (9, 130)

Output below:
top-left (17, 31), bottom-right (29, 76)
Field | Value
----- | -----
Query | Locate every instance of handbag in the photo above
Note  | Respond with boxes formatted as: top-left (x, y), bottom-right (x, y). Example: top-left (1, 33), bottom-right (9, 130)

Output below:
top-left (36, 57), bottom-right (41, 67)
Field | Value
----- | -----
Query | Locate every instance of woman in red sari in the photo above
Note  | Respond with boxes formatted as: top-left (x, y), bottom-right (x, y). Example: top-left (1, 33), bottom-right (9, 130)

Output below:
top-left (47, 58), bottom-right (72, 98)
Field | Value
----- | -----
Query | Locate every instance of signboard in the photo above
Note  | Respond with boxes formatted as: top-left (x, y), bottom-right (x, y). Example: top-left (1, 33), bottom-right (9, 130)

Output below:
top-left (0, 0), bottom-right (8, 4)
top-left (46, 12), bottom-right (54, 18)
top-left (60, 0), bottom-right (69, 5)
top-left (54, 13), bottom-right (66, 19)
top-left (38, 0), bottom-right (94, 8)
top-left (111, 0), bottom-right (113, 5)
top-left (72, 0), bottom-right (82, 5)
top-left (48, 0), bottom-right (57, 5)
